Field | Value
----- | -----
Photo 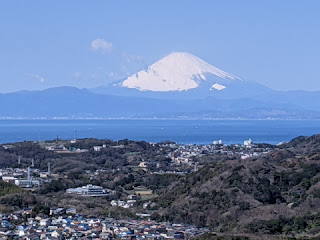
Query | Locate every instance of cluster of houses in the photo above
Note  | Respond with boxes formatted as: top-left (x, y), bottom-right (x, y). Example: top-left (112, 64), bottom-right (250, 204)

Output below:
top-left (165, 138), bottom-right (273, 165)
top-left (110, 195), bottom-right (138, 209)
top-left (0, 210), bottom-right (210, 239)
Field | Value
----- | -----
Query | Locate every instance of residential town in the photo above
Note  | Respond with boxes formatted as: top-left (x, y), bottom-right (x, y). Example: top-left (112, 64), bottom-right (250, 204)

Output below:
top-left (0, 211), bottom-right (210, 239)
top-left (1, 138), bottom-right (275, 188)
top-left (0, 138), bottom-right (278, 239)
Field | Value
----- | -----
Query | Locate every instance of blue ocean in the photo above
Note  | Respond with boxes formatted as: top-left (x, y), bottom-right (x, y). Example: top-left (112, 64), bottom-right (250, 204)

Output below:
top-left (0, 119), bottom-right (320, 145)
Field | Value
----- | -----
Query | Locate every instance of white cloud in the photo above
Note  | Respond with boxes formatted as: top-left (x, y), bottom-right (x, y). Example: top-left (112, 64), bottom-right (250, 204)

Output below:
top-left (26, 73), bottom-right (45, 83)
top-left (91, 38), bottom-right (113, 53)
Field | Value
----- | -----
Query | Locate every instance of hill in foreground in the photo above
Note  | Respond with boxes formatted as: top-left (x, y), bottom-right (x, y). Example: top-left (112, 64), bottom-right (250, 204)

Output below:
top-left (1, 135), bottom-right (320, 239)
top-left (152, 135), bottom-right (320, 239)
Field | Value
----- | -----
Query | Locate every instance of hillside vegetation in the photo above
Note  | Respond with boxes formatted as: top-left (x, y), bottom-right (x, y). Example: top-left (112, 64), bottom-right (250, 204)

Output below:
top-left (0, 180), bottom-right (22, 196)
top-left (152, 135), bottom-right (320, 238)
top-left (1, 135), bottom-right (320, 239)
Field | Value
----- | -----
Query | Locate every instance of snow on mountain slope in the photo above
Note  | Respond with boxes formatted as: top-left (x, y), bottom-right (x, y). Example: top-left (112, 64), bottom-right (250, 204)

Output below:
top-left (121, 52), bottom-right (240, 92)
top-left (210, 83), bottom-right (226, 91)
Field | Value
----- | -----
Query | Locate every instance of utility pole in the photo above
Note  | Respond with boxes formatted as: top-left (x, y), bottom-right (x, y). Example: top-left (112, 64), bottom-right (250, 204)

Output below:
top-left (27, 167), bottom-right (31, 181)
top-left (74, 129), bottom-right (77, 140)
top-left (48, 162), bottom-right (51, 176)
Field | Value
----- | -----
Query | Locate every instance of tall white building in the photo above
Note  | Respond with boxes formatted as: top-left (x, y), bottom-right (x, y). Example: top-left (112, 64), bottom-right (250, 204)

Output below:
top-left (244, 138), bottom-right (253, 146)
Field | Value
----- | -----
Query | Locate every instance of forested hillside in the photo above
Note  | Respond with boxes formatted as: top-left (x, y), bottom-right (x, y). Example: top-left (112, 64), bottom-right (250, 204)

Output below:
top-left (153, 135), bottom-right (320, 238)
top-left (1, 135), bottom-right (320, 239)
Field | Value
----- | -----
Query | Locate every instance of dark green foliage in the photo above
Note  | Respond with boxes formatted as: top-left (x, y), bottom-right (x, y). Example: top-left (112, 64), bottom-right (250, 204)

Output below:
top-left (117, 174), bottom-right (135, 186)
top-left (253, 177), bottom-right (283, 204)
top-left (0, 180), bottom-right (22, 196)
top-left (67, 171), bottom-right (85, 180)
top-left (313, 189), bottom-right (320, 198)
top-left (143, 174), bottom-right (181, 193)
top-left (225, 172), bottom-right (243, 187)
top-left (38, 179), bottom-right (76, 194)
top-left (193, 233), bottom-right (250, 240)
top-left (0, 142), bottom-right (57, 165)
top-left (0, 192), bottom-right (37, 208)
top-left (104, 206), bottom-right (136, 219)
top-left (247, 217), bottom-right (288, 234)
top-left (238, 202), bottom-right (250, 211)
top-left (32, 203), bottom-right (50, 216)
top-left (247, 213), bottom-right (320, 235)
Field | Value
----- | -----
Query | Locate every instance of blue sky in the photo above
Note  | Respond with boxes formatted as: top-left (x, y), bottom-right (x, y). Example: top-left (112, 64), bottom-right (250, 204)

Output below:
top-left (1, 1), bottom-right (320, 93)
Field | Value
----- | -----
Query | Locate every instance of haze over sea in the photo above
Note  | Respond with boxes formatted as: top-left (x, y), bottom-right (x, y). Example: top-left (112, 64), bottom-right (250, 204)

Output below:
top-left (1, 119), bottom-right (320, 145)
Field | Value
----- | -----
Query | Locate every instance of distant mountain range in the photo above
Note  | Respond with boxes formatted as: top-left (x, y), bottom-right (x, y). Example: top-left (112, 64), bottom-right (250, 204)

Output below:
top-left (1, 52), bottom-right (320, 119)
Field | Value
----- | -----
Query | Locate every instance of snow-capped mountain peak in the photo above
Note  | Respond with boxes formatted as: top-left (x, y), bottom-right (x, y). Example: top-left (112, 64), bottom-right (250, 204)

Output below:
top-left (121, 52), bottom-right (240, 92)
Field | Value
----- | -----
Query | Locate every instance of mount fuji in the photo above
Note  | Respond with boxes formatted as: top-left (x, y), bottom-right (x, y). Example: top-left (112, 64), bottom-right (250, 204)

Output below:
top-left (90, 51), bottom-right (320, 118)
top-left (1, 52), bottom-right (320, 119)
top-left (92, 52), bottom-right (274, 100)
top-left (122, 52), bottom-right (239, 92)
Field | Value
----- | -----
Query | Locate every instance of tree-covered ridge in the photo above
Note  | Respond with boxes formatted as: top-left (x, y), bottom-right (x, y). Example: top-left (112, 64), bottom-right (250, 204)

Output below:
top-left (152, 137), bottom-right (320, 237)
top-left (1, 135), bottom-right (320, 238)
